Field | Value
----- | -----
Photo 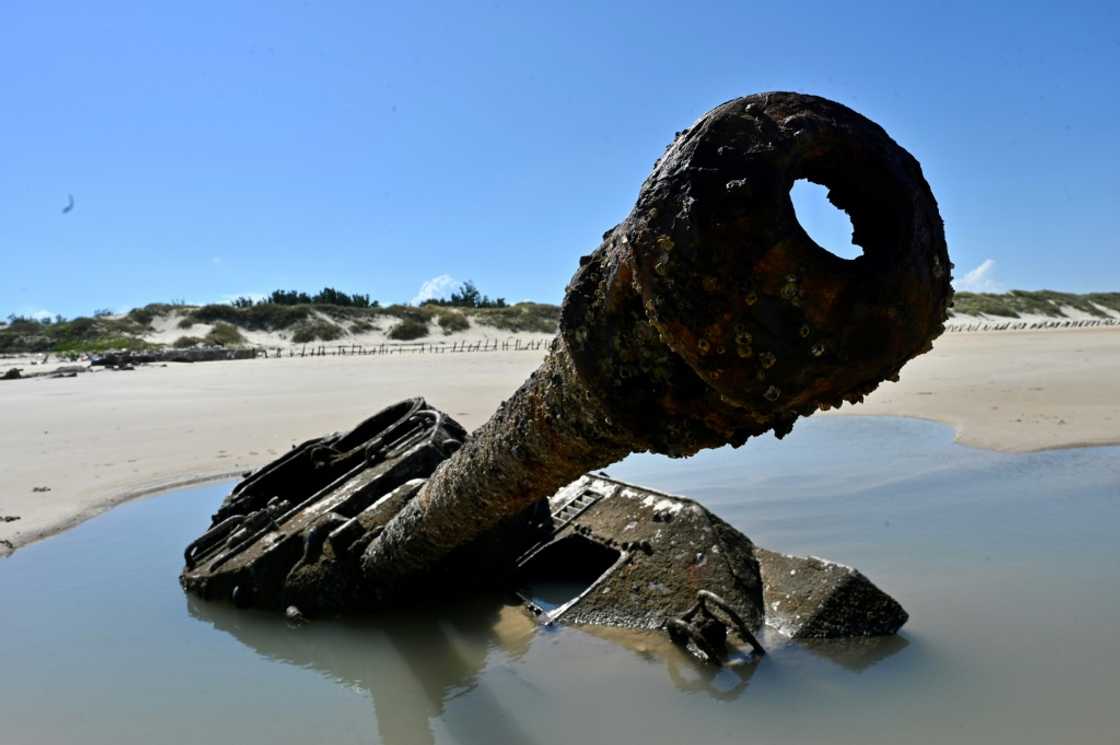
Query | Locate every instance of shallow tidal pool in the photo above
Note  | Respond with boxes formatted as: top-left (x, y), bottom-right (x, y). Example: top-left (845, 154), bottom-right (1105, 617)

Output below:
top-left (2, 417), bottom-right (1118, 745)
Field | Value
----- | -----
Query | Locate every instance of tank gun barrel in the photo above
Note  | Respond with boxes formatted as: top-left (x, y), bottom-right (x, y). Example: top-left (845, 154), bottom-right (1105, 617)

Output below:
top-left (361, 91), bottom-right (952, 599)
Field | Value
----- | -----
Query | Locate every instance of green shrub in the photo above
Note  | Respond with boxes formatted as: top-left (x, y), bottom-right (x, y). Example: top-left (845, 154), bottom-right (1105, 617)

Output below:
top-left (172, 336), bottom-right (205, 348)
top-left (388, 317), bottom-right (430, 340)
top-left (437, 310), bottom-right (470, 335)
top-left (239, 303), bottom-right (309, 329)
top-left (1085, 293), bottom-right (1120, 314)
top-left (952, 293), bottom-right (1021, 318)
top-left (0, 330), bottom-right (51, 353)
top-left (291, 320), bottom-right (344, 344)
top-left (190, 303), bottom-right (309, 330)
top-left (177, 317), bottom-right (195, 329)
top-left (189, 304), bottom-right (240, 325)
top-left (348, 319), bottom-right (379, 334)
top-left (0, 313), bottom-right (151, 353)
top-left (1030, 290), bottom-right (1104, 317)
top-left (56, 316), bottom-right (101, 340)
top-left (952, 290), bottom-right (1119, 319)
top-left (471, 303), bottom-right (559, 333)
top-left (204, 322), bottom-right (247, 347)
top-left (314, 304), bottom-right (381, 322)
top-left (53, 337), bottom-right (156, 354)
top-left (126, 308), bottom-right (152, 327)
top-left (382, 304), bottom-right (435, 321)
top-left (4, 318), bottom-right (45, 335)
top-left (126, 303), bottom-right (174, 328)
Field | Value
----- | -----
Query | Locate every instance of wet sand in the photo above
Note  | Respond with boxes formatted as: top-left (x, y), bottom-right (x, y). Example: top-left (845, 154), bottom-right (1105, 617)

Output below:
top-left (1, 327), bottom-right (1118, 555)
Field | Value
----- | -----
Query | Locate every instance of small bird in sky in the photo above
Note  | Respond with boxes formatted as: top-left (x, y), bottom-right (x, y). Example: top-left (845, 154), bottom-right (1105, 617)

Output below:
top-left (61, 194), bottom-right (75, 214)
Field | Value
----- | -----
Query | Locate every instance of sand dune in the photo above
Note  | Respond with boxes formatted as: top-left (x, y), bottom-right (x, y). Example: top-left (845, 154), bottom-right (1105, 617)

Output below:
top-left (1, 327), bottom-right (1117, 556)
top-left (141, 308), bottom-right (556, 350)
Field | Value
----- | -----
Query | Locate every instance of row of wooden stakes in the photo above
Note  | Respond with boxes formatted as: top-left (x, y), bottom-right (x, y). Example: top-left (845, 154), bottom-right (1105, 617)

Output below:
top-left (946, 318), bottom-right (1119, 333)
top-left (256, 338), bottom-right (552, 358)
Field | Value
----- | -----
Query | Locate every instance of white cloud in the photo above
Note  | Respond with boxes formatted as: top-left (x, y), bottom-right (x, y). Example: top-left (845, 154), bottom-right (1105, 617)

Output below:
top-left (955, 258), bottom-right (1003, 292)
top-left (28, 309), bottom-right (54, 320)
top-left (411, 274), bottom-right (459, 305)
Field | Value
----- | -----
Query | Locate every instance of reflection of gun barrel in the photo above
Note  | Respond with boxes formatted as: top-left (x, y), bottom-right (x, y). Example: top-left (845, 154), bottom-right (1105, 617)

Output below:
top-left (362, 92), bottom-right (952, 598)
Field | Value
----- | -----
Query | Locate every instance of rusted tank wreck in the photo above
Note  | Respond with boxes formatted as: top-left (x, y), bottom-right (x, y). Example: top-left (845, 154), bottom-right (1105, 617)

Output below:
top-left (182, 91), bottom-right (950, 663)
top-left (182, 400), bottom-right (908, 659)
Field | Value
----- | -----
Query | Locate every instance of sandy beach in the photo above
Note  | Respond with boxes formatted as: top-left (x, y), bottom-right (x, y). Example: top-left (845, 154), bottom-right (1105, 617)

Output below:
top-left (827, 327), bottom-right (1120, 452)
top-left (2, 327), bottom-right (1118, 556)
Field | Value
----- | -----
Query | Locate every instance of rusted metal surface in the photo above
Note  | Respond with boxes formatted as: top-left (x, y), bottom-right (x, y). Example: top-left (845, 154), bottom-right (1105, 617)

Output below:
top-left (179, 399), bottom-right (486, 610)
top-left (666, 590), bottom-right (766, 665)
top-left (361, 92), bottom-right (951, 597)
top-left (512, 474), bottom-right (907, 641)
top-left (512, 475), bottom-right (766, 631)
top-left (755, 548), bottom-right (909, 639)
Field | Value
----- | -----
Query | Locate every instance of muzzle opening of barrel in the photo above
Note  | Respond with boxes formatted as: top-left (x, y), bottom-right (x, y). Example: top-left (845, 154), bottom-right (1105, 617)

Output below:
top-left (791, 142), bottom-right (914, 271)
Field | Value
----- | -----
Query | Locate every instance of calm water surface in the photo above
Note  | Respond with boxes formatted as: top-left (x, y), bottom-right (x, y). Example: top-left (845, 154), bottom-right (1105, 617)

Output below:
top-left (2, 417), bottom-right (1118, 745)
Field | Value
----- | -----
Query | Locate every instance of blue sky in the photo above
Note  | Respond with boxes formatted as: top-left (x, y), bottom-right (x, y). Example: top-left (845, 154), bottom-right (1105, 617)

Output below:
top-left (2, 1), bottom-right (1117, 319)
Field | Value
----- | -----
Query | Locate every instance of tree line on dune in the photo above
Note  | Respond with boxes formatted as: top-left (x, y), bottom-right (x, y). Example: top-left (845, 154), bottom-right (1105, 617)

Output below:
top-left (228, 281), bottom-right (507, 311)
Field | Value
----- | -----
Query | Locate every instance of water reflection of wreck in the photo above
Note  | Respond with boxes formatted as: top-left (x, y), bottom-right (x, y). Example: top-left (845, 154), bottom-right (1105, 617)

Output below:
top-left (187, 584), bottom-right (909, 744)
top-left (186, 593), bottom-right (537, 745)
top-left (189, 590), bottom-right (761, 742)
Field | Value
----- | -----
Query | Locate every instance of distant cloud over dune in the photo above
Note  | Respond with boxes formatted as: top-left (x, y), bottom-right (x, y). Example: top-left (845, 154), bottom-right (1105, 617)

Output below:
top-left (411, 274), bottom-right (459, 305)
top-left (956, 259), bottom-right (1003, 292)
